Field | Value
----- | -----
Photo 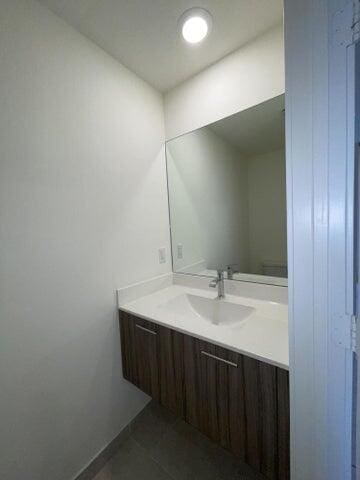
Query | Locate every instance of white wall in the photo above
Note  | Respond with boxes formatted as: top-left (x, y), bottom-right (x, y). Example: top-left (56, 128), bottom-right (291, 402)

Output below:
top-left (246, 149), bottom-right (287, 274)
top-left (164, 25), bottom-right (285, 140)
top-left (0, 1), bottom-right (171, 480)
top-left (167, 127), bottom-right (249, 272)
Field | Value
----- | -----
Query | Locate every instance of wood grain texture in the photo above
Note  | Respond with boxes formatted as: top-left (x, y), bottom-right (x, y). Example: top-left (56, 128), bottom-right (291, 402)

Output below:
top-left (119, 311), bottom-right (290, 480)
top-left (120, 312), bottom-right (160, 400)
top-left (258, 361), bottom-right (278, 479)
top-left (277, 368), bottom-right (290, 480)
top-left (158, 326), bottom-right (185, 417)
top-left (194, 340), bottom-right (247, 459)
top-left (183, 334), bottom-right (202, 429)
top-left (243, 355), bottom-right (261, 471)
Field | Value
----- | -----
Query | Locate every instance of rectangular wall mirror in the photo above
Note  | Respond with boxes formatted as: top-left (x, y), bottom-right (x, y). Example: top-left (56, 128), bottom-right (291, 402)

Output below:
top-left (166, 94), bottom-right (287, 286)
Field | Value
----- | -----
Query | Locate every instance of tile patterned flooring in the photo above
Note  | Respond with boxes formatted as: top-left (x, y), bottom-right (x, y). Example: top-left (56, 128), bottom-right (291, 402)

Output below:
top-left (93, 401), bottom-right (266, 480)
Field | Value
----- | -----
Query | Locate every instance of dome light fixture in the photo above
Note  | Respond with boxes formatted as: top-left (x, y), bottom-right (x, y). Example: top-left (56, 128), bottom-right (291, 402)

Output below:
top-left (179, 8), bottom-right (213, 44)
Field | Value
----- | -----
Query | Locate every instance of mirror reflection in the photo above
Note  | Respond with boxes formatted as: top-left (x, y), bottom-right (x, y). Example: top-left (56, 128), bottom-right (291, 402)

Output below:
top-left (166, 95), bottom-right (287, 286)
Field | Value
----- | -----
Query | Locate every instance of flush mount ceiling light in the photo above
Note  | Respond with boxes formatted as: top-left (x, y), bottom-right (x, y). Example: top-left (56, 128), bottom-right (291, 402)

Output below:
top-left (179, 8), bottom-right (213, 44)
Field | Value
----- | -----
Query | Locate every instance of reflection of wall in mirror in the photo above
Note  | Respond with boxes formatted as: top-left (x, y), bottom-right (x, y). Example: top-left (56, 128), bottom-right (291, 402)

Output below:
top-left (167, 130), bottom-right (287, 277)
top-left (247, 149), bottom-right (287, 276)
top-left (167, 127), bottom-right (249, 274)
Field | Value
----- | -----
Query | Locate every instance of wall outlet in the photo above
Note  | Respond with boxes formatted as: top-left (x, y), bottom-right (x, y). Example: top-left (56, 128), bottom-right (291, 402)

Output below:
top-left (158, 247), bottom-right (166, 264)
top-left (177, 244), bottom-right (183, 259)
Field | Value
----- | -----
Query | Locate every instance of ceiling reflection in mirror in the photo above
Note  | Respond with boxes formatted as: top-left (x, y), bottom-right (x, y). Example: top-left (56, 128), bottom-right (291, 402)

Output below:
top-left (166, 94), bottom-right (287, 286)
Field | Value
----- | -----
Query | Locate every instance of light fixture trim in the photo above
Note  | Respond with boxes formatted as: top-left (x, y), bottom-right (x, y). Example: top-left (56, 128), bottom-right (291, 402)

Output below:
top-left (179, 7), bottom-right (213, 44)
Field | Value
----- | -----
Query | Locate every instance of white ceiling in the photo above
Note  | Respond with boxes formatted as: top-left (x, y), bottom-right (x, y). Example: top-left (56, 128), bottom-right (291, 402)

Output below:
top-left (209, 94), bottom-right (285, 156)
top-left (38, 0), bottom-right (283, 92)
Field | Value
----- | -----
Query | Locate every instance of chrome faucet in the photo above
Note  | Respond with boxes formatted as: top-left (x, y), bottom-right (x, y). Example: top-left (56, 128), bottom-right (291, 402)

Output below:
top-left (226, 263), bottom-right (239, 280)
top-left (209, 270), bottom-right (225, 299)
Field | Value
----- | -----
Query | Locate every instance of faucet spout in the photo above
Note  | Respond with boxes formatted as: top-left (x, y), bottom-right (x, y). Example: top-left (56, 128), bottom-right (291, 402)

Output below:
top-left (209, 270), bottom-right (225, 299)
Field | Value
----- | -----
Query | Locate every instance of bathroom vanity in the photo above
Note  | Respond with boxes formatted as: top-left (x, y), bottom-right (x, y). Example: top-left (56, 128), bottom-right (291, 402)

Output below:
top-left (119, 94), bottom-right (290, 480)
top-left (118, 278), bottom-right (289, 480)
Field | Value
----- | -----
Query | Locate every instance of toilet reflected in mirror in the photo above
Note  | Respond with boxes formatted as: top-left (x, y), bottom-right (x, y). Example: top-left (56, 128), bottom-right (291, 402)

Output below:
top-left (166, 94), bottom-right (287, 286)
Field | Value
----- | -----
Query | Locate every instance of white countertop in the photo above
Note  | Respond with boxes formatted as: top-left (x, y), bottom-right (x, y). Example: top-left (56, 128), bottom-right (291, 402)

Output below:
top-left (118, 281), bottom-right (289, 370)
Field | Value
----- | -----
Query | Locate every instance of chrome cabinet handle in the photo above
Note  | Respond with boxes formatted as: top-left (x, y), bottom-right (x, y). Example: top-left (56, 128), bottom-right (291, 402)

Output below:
top-left (135, 324), bottom-right (157, 335)
top-left (201, 351), bottom-right (238, 368)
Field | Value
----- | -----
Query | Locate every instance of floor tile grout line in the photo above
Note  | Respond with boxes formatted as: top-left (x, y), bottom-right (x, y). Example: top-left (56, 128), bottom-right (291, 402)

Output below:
top-left (167, 419), bottom-right (266, 480)
top-left (129, 403), bottom-right (179, 443)
top-left (129, 435), bottom-right (178, 480)
top-left (131, 420), bottom-right (233, 480)
top-left (130, 415), bottom-right (179, 459)
top-left (167, 420), bottom-right (239, 479)
top-left (92, 400), bottom-right (264, 480)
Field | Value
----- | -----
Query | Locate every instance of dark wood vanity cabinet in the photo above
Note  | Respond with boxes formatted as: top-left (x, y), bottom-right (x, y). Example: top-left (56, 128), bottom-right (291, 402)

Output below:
top-left (182, 336), bottom-right (290, 480)
top-left (119, 311), bottom-right (290, 480)
top-left (158, 325), bottom-right (186, 417)
top-left (183, 336), bottom-right (247, 453)
top-left (120, 311), bottom-right (185, 414)
top-left (120, 314), bottom-right (160, 399)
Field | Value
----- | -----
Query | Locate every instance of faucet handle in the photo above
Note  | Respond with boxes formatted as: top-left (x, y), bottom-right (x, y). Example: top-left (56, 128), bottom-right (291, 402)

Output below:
top-left (210, 270), bottom-right (223, 288)
top-left (209, 277), bottom-right (218, 288)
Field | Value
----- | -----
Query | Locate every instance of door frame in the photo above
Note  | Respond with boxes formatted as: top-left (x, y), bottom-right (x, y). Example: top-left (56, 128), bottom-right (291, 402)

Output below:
top-left (284, 1), bottom-right (357, 479)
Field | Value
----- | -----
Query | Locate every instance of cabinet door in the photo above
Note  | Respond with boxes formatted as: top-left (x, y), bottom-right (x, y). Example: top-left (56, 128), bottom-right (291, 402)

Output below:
top-left (184, 335), bottom-right (288, 480)
top-left (158, 326), bottom-right (185, 417)
top-left (277, 368), bottom-right (290, 480)
top-left (242, 355), bottom-right (278, 480)
top-left (120, 312), bottom-right (160, 400)
top-left (183, 336), bottom-right (247, 459)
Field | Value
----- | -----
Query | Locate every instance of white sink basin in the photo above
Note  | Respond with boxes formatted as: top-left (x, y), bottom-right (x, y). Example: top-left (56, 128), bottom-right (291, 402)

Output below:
top-left (159, 293), bottom-right (255, 326)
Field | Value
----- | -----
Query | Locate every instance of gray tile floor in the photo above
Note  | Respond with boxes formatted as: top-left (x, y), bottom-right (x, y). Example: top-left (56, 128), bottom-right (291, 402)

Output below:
top-left (93, 401), bottom-right (266, 480)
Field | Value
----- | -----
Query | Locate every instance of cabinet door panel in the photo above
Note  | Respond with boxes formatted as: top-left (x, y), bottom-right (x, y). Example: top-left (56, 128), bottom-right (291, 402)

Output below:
top-left (184, 337), bottom-right (247, 460)
top-left (242, 356), bottom-right (261, 471)
top-left (243, 356), bottom-right (278, 480)
top-left (277, 368), bottom-right (290, 480)
top-left (183, 334), bottom-right (203, 429)
top-left (226, 347), bottom-right (247, 458)
top-left (120, 311), bottom-right (137, 383)
top-left (259, 361), bottom-right (278, 480)
top-left (120, 312), bottom-right (160, 400)
top-left (158, 326), bottom-right (185, 416)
